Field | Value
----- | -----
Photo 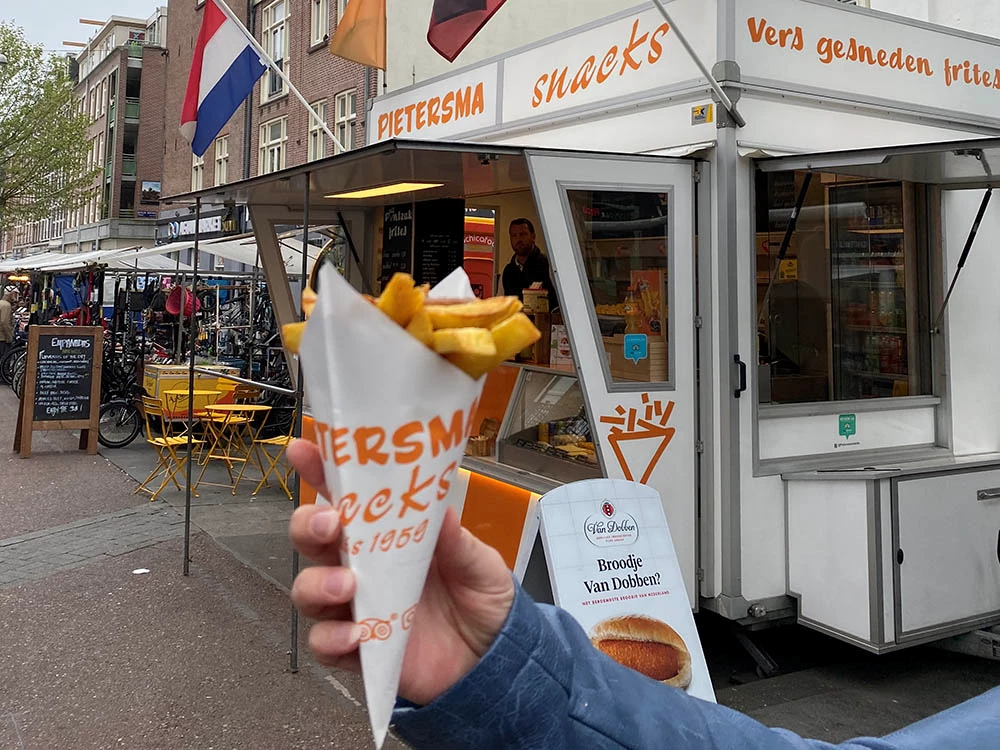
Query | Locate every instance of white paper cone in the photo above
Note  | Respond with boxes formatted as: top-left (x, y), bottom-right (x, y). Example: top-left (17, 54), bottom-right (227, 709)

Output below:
top-left (300, 266), bottom-right (486, 748)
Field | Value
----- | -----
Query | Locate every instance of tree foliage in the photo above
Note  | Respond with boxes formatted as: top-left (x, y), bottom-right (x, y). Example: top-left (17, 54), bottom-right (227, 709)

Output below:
top-left (0, 21), bottom-right (99, 226)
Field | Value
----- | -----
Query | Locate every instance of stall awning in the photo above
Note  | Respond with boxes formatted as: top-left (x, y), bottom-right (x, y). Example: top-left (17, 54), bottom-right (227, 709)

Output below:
top-left (755, 137), bottom-right (1000, 190)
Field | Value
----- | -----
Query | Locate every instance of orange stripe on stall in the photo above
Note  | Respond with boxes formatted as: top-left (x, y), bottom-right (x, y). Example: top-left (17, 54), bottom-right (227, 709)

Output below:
top-left (300, 416), bottom-right (320, 506)
top-left (459, 472), bottom-right (533, 571)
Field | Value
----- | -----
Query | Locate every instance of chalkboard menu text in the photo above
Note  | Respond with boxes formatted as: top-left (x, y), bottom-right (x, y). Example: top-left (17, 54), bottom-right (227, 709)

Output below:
top-left (33, 334), bottom-right (96, 422)
top-left (380, 203), bottom-right (414, 290)
top-left (414, 199), bottom-right (466, 289)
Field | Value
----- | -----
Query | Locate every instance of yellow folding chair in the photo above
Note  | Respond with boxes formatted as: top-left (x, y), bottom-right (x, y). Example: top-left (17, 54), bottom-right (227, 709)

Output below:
top-left (247, 410), bottom-right (296, 500)
top-left (135, 396), bottom-right (204, 501)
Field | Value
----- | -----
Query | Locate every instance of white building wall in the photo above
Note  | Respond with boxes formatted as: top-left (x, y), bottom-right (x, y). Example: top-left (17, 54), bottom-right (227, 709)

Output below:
top-left (871, 0), bottom-right (1000, 35)
top-left (384, 0), bottom-right (642, 92)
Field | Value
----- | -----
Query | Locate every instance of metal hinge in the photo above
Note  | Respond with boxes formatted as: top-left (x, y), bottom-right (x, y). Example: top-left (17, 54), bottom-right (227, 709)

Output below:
top-left (695, 440), bottom-right (705, 454)
top-left (694, 316), bottom-right (703, 329)
top-left (693, 165), bottom-right (702, 183)
top-left (697, 568), bottom-right (705, 582)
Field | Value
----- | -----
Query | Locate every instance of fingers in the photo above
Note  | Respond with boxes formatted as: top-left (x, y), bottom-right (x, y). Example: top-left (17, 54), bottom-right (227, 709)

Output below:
top-left (308, 623), bottom-right (362, 672)
top-left (289, 504), bottom-right (344, 566)
top-left (287, 439), bottom-right (329, 498)
top-left (435, 506), bottom-right (512, 594)
top-left (291, 564), bottom-right (356, 620)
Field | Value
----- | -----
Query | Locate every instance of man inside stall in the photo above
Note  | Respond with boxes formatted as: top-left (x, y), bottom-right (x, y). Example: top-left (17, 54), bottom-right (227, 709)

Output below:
top-left (501, 218), bottom-right (558, 309)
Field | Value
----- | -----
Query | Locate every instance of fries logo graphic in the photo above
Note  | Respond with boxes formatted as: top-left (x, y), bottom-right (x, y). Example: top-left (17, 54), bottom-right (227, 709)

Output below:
top-left (599, 395), bottom-right (676, 484)
top-left (283, 273), bottom-right (540, 379)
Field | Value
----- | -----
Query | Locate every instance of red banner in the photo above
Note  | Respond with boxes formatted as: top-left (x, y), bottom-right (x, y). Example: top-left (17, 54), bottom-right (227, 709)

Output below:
top-left (427, 0), bottom-right (508, 62)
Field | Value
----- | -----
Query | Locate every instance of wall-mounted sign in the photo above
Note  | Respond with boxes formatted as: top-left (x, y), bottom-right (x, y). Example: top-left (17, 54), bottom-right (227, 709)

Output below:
top-left (167, 215), bottom-right (222, 239)
top-left (141, 181), bottom-right (161, 204)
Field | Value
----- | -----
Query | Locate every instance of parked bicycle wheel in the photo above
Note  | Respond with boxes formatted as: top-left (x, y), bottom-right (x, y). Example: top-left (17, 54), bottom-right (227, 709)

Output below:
top-left (0, 345), bottom-right (25, 386)
top-left (97, 399), bottom-right (143, 448)
top-left (10, 350), bottom-right (27, 398)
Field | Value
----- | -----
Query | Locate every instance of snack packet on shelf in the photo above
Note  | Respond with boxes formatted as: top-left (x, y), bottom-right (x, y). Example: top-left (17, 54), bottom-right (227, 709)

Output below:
top-left (293, 266), bottom-right (538, 749)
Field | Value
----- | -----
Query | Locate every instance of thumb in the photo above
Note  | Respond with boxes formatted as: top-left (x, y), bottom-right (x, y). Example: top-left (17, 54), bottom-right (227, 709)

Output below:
top-left (433, 506), bottom-right (512, 594)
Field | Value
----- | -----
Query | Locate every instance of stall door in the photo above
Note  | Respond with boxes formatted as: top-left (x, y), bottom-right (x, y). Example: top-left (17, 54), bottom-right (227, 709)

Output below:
top-left (526, 151), bottom-right (700, 604)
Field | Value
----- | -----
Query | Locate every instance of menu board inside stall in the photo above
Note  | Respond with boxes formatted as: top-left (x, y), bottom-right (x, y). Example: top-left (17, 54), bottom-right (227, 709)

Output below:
top-left (414, 198), bottom-right (465, 288)
top-left (380, 203), bottom-right (414, 290)
top-left (14, 326), bottom-right (103, 458)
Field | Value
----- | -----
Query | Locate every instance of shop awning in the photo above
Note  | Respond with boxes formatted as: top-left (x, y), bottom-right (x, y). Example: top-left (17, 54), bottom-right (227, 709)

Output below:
top-left (755, 137), bottom-right (1000, 190)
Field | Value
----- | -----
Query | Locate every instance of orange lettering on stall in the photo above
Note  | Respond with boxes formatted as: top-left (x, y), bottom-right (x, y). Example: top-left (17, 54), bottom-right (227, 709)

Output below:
top-left (377, 82), bottom-right (487, 140)
top-left (530, 17), bottom-right (671, 110)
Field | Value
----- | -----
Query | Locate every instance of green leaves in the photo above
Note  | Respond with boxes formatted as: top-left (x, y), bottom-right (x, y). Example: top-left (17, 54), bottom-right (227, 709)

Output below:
top-left (0, 22), bottom-right (99, 226)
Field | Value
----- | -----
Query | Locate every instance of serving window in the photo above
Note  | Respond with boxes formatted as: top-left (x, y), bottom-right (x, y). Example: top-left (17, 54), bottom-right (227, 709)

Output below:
top-left (755, 171), bottom-right (933, 405)
top-left (564, 189), bottom-right (672, 388)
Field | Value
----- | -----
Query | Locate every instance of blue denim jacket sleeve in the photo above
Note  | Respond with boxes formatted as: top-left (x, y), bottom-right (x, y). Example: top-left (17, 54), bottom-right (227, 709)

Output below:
top-left (392, 581), bottom-right (1000, 749)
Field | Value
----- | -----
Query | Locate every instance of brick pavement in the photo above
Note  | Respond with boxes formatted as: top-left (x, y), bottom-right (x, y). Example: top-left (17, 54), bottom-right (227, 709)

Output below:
top-left (0, 503), bottom-right (184, 588)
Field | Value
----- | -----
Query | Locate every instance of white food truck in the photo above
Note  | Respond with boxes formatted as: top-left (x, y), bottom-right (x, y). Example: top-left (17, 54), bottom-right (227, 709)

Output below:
top-left (174, 0), bottom-right (1000, 657)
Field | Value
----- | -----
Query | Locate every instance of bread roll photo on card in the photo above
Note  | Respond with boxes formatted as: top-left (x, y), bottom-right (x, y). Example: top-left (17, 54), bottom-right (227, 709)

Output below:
top-left (590, 615), bottom-right (692, 689)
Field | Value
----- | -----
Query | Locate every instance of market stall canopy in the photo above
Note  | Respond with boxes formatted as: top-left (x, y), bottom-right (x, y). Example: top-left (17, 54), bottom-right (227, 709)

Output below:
top-left (161, 139), bottom-right (532, 212)
top-left (756, 137), bottom-right (1000, 190)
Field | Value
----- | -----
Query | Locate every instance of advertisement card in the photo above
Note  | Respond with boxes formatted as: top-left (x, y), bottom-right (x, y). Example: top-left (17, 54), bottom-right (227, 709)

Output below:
top-left (540, 479), bottom-right (715, 702)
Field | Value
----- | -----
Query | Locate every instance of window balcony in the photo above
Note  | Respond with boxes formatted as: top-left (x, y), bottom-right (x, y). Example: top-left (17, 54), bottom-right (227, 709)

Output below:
top-left (121, 155), bottom-right (137, 177)
top-left (124, 98), bottom-right (140, 121)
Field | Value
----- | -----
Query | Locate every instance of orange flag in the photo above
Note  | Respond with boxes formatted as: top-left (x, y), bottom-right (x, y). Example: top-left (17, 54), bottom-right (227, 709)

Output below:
top-left (329, 0), bottom-right (386, 69)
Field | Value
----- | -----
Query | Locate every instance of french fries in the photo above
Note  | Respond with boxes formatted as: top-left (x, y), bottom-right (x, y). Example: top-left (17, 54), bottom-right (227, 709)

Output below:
top-left (283, 272), bottom-right (541, 379)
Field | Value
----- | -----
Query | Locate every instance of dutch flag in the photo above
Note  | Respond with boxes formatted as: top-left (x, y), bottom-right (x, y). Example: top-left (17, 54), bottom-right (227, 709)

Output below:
top-left (180, 0), bottom-right (266, 157)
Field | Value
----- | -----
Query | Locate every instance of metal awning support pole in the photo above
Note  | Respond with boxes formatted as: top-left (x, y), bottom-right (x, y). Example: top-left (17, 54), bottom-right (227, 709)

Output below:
top-left (183, 197), bottom-right (201, 577)
top-left (756, 172), bottom-right (813, 328)
top-left (932, 187), bottom-right (993, 334)
top-left (290, 173), bottom-right (310, 673)
top-left (651, 0), bottom-right (746, 128)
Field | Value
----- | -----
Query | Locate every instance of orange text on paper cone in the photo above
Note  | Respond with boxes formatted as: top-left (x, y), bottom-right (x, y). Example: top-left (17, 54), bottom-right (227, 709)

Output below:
top-left (313, 396), bottom-right (480, 556)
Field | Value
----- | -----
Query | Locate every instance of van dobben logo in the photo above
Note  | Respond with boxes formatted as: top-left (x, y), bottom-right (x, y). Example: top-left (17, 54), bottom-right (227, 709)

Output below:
top-left (585, 500), bottom-right (639, 547)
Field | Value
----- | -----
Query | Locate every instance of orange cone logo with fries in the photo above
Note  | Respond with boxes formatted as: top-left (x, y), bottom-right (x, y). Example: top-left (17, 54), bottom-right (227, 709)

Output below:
top-left (600, 394), bottom-right (676, 484)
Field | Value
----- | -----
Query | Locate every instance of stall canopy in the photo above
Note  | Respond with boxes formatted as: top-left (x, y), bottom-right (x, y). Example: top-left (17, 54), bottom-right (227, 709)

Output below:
top-left (0, 244), bottom-right (193, 273)
top-left (756, 136), bottom-right (1000, 189)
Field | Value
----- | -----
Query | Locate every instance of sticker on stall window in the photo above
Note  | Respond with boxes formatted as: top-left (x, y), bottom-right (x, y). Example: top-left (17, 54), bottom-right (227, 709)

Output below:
top-left (624, 334), bottom-right (648, 365)
top-left (839, 414), bottom-right (857, 439)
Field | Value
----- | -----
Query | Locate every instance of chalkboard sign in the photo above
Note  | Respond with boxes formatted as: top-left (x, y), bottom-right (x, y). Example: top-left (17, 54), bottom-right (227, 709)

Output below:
top-left (14, 326), bottom-right (103, 458)
top-left (33, 333), bottom-right (96, 422)
top-left (380, 203), bottom-right (413, 289)
top-left (414, 198), bottom-right (465, 289)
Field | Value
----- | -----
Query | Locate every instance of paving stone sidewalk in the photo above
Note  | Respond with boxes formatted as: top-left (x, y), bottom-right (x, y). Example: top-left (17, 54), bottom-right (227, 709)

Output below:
top-left (0, 503), bottom-right (185, 587)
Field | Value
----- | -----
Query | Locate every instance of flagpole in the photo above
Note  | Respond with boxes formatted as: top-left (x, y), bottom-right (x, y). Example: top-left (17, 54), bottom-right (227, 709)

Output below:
top-left (211, 0), bottom-right (349, 152)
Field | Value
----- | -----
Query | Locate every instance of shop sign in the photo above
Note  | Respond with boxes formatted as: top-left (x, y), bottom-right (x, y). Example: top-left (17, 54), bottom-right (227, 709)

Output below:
top-left (737, 0), bottom-right (1000, 124)
top-left (369, 62), bottom-right (499, 142)
top-left (691, 103), bottom-right (713, 125)
top-left (166, 215), bottom-right (222, 239)
top-left (501, 5), bottom-right (711, 123)
top-left (539, 479), bottom-right (715, 702)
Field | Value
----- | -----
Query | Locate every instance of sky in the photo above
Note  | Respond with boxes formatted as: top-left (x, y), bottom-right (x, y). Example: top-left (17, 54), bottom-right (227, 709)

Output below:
top-left (3, 0), bottom-right (159, 54)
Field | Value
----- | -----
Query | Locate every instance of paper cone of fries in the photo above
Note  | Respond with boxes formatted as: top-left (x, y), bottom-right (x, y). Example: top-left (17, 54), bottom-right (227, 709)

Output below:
top-left (298, 265), bottom-right (489, 748)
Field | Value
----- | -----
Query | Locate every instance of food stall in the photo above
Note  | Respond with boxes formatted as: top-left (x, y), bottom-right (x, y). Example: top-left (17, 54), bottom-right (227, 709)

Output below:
top-left (165, 0), bottom-right (1000, 655)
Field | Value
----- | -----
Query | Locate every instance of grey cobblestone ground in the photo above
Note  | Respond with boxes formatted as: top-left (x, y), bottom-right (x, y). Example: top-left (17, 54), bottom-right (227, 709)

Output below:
top-left (0, 503), bottom-right (184, 587)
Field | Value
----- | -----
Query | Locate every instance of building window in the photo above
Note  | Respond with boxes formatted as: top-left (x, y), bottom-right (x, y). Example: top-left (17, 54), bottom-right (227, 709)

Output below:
top-left (259, 116), bottom-right (287, 175)
top-left (754, 171), bottom-right (932, 404)
top-left (334, 90), bottom-right (356, 154)
top-left (312, 0), bottom-right (329, 45)
top-left (337, 0), bottom-right (348, 21)
top-left (215, 136), bottom-right (229, 186)
top-left (308, 100), bottom-right (327, 162)
top-left (192, 153), bottom-right (205, 191)
top-left (261, 0), bottom-right (288, 100)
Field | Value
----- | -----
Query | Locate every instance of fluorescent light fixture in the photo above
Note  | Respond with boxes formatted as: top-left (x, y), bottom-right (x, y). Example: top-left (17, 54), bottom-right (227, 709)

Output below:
top-left (326, 182), bottom-right (444, 200)
top-left (7, 274), bottom-right (30, 282)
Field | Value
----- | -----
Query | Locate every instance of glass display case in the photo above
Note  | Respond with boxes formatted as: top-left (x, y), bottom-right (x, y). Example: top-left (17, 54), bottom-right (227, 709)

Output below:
top-left (496, 368), bottom-right (602, 484)
top-left (828, 181), bottom-right (922, 400)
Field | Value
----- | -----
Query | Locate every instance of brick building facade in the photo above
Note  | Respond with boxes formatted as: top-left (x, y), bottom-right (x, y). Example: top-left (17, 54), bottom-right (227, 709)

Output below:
top-left (161, 0), bottom-right (377, 206)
